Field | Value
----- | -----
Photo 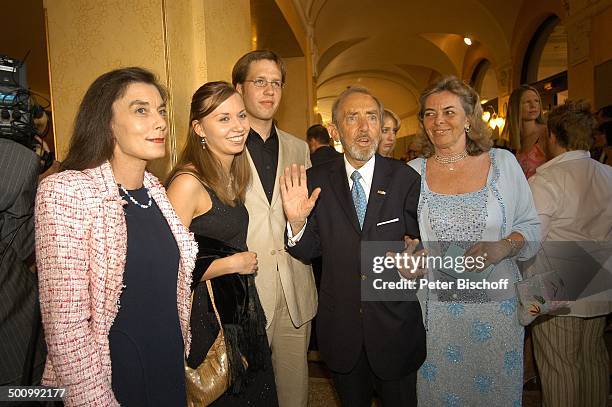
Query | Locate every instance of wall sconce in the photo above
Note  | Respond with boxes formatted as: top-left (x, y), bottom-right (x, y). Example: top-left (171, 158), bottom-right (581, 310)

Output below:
top-left (482, 105), bottom-right (505, 133)
top-left (463, 36), bottom-right (473, 46)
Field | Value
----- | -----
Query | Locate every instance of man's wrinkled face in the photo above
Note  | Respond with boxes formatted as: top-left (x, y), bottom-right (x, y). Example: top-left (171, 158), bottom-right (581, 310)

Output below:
top-left (330, 92), bottom-right (381, 166)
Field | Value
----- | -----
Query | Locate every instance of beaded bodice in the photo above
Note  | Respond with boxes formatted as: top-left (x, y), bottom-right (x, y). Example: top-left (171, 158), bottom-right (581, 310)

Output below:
top-left (426, 188), bottom-right (489, 245)
top-left (420, 158), bottom-right (491, 303)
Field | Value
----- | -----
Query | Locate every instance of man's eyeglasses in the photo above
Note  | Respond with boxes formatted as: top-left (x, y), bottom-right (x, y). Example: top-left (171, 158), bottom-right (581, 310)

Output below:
top-left (245, 79), bottom-right (285, 89)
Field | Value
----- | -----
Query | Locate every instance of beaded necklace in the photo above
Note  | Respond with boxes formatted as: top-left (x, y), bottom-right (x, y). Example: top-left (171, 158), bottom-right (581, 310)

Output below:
top-left (433, 149), bottom-right (468, 171)
top-left (118, 184), bottom-right (153, 209)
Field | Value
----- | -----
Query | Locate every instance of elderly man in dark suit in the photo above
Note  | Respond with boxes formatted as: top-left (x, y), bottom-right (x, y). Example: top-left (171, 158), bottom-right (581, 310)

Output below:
top-left (0, 137), bottom-right (46, 386)
top-left (280, 87), bottom-right (426, 406)
top-left (307, 124), bottom-right (342, 167)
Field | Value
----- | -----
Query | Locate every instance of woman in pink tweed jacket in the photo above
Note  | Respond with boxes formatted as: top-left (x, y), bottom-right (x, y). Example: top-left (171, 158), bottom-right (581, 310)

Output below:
top-left (35, 68), bottom-right (197, 406)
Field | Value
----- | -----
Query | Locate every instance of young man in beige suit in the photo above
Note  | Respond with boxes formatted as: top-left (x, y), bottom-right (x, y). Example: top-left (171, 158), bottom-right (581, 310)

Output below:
top-left (233, 50), bottom-right (317, 407)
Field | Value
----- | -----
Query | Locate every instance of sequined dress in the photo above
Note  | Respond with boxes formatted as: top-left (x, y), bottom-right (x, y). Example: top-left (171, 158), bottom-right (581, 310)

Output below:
top-left (411, 150), bottom-right (527, 407)
top-left (187, 187), bottom-right (278, 406)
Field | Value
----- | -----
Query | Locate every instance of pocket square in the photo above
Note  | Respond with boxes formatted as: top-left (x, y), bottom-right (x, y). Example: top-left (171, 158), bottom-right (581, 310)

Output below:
top-left (376, 218), bottom-right (399, 226)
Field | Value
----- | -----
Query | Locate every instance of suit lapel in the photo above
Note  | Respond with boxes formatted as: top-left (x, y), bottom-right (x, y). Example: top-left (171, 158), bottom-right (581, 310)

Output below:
top-left (362, 155), bottom-right (392, 234)
top-left (329, 158), bottom-right (361, 235)
top-left (271, 128), bottom-right (286, 208)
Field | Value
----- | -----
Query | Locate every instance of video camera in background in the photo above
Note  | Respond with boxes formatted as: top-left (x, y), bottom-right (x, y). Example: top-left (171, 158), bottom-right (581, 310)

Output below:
top-left (0, 54), bottom-right (54, 171)
top-left (0, 55), bottom-right (38, 148)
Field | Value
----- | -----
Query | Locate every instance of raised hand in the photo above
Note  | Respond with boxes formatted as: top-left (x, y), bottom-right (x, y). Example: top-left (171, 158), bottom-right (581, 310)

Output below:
top-left (279, 164), bottom-right (321, 234)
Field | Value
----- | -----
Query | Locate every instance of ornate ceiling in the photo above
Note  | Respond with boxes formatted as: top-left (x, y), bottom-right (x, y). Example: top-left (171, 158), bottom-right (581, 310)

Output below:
top-left (305, 0), bottom-right (522, 130)
top-left (255, 0), bottom-right (568, 134)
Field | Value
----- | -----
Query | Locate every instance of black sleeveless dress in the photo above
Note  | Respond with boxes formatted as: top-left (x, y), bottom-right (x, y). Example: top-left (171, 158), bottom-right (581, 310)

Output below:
top-left (109, 187), bottom-right (186, 406)
top-left (186, 187), bottom-right (278, 406)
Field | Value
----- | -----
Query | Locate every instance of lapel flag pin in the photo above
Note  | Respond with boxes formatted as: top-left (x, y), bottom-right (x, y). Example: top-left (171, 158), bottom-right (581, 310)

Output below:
top-left (377, 190), bottom-right (386, 195)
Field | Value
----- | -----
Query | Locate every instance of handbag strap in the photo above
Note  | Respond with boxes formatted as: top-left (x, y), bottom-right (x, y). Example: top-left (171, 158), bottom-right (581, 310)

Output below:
top-left (205, 279), bottom-right (223, 329)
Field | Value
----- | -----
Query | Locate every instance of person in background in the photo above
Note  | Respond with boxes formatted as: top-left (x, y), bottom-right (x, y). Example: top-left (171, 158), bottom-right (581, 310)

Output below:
top-left (591, 121), bottom-right (612, 165)
top-left (529, 100), bottom-right (612, 407)
top-left (307, 124), bottom-right (342, 166)
top-left (0, 136), bottom-right (46, 388)
top-left (377, 108), bottom-right (400, 158)
top-left (35, 67), bottom-right (197, 406)
top-left (600, 121), bottom-right (612, 165)
top-left (409, 76), bottom-right (540, 406)
top-left (166, 81), bottom-right (277, 405)
top-left (32, 108), bottom-right (61, 181)
top-left (406, 136), bottom-right (423, 161)
top-left (232, 49), bottom-right (316, 407)
top-left (502, 85), bottom-right (548, 178)
top-left (595, 104), bottom-right (612, 125)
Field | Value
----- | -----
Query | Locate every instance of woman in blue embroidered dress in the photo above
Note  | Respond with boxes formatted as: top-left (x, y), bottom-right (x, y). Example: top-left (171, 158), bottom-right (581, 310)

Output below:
top-left (408, 76), bottom-right (540, 406)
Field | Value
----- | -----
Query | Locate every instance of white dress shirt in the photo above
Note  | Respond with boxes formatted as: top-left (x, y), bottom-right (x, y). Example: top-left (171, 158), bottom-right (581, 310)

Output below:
top-left (287, 154), bottom-right (376, 245)
top-left (529, 150), bottom-right (612, 317)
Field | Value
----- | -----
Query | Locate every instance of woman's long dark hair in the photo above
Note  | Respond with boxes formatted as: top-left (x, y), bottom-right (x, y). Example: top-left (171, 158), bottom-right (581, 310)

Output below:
top-left (60, 67), bottom-right (166, 171)
top-left (167, 81), bottom-right (251, 205)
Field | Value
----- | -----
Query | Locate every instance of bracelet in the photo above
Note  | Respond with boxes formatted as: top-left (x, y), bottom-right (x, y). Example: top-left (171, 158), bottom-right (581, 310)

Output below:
top-left (502, 237), bottom-right (520, 257)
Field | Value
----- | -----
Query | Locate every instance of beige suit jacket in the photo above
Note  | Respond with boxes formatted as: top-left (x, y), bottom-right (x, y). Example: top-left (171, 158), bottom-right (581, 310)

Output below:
top-left (245, 128), bottom-right (317, 329)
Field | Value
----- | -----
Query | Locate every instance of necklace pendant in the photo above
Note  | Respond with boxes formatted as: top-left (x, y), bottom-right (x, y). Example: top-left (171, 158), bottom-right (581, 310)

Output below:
top-left (448, 166), bottom-right (455, 171)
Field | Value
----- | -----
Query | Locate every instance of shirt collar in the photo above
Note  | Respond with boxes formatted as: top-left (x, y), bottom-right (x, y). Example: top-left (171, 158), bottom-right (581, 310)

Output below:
top-left (248, 125), bottom-right (278, 144)
top-left (344, 154), bottom-right (376, 186)
top-left (535, 150), bottom-right (590, 174)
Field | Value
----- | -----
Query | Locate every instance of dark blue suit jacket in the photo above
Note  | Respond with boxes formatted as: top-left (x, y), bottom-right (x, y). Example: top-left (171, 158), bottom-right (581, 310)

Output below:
top-left (287, 154), bottom-right (426, 379)
top-left (310, 145), bottom-right (342, 167)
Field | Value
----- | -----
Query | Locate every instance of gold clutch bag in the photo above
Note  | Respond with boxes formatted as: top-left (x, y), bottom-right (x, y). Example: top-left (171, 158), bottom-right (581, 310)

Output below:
top-left (185, 279), bottom-right (229, 407)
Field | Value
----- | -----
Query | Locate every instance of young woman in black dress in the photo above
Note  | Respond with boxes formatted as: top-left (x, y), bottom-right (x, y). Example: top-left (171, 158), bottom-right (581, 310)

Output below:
top-left (167, 81), bottom-right (278, 406)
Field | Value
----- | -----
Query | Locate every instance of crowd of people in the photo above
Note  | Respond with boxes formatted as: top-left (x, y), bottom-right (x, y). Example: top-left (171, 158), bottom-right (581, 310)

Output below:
top-left (1, 48), bottom-right (611, 407)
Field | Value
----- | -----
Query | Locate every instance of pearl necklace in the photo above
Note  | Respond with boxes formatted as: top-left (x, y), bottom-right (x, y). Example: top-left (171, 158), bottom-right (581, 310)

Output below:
top-left (434, 150), bottom-right (468, 171)
top-left (119, 184), bottom-right (153, 209)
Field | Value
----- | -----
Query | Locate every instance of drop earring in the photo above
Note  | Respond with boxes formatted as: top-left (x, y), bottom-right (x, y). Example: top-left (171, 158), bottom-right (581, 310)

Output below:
top-left (200, 136), bottom-right (207, 150)
top-left (465, 124), bottom-right (471, 136)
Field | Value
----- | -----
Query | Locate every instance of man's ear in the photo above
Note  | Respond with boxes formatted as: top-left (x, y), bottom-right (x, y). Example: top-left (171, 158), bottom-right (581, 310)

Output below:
top-left (328, 123), bottom-right (340, 143)
top-left (236, 83), bottom-right (244, 96)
